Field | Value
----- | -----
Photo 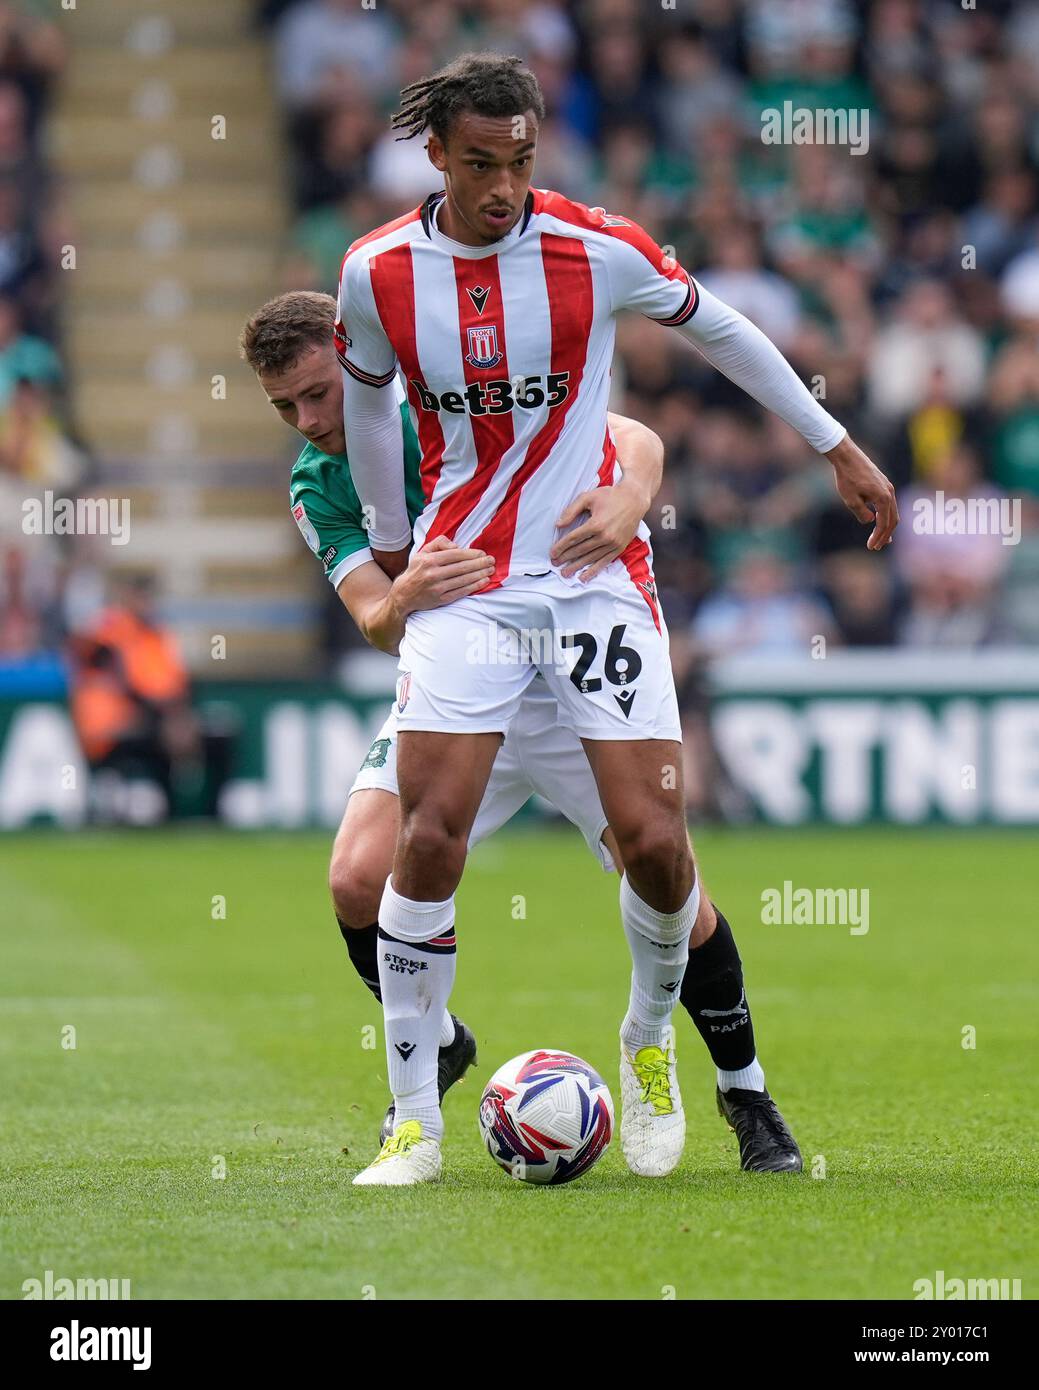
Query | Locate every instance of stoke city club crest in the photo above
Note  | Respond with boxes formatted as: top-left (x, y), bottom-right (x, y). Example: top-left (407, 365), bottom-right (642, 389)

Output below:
top-left (464, 324), bottom-right (504, 369)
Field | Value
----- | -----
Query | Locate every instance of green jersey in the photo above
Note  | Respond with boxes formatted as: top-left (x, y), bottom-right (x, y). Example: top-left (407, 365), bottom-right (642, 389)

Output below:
top-left (288, 401), bottom-right (425, 589)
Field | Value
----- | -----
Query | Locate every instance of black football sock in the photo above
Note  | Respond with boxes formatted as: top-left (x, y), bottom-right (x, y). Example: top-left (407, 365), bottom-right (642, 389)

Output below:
top-left (337, 917), bottom-right (382, 1002)
top-left (680, 908), bottom-right (757, 1073)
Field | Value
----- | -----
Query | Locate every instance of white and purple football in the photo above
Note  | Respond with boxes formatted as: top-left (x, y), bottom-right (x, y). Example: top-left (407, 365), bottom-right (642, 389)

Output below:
top-left (478, 1049), bottom-right (614, 1185)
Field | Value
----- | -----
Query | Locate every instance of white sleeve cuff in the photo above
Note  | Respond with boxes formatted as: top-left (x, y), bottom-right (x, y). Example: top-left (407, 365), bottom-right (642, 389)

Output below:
top-left (681, 280), bottom-right (847, 454)
top-left (328, 547), bottom-right (375, 590)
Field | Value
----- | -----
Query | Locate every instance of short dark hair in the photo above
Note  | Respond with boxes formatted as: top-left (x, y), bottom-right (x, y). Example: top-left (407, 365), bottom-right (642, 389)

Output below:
top-left (391, 51), bottom-right (545, 145)
top-left (238, 291), bottom-right (336, 375)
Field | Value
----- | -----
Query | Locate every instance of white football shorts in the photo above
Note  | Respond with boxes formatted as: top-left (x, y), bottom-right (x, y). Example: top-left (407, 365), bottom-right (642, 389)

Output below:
top-left (350, 677), bottom-right (616, 871)
top-left (393, 568), bottom-right (682, 743)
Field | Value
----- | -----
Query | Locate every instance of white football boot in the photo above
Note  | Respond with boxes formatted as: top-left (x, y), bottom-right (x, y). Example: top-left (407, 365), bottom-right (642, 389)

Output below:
top-left (352, 1119), bottom-right (442, 1187)
top-left (619, 1027), bottom-right (685, 1177)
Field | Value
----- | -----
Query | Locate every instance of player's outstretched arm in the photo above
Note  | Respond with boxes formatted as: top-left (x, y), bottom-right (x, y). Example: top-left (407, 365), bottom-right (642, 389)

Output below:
top-left (674, 281), bottom-right (899, 547)
top-left (606, 222), bottom-right (899, 551)
top-left (549, 413), bottom-right (664, 581)
top-left (337, 537), bottom-right (495, 655)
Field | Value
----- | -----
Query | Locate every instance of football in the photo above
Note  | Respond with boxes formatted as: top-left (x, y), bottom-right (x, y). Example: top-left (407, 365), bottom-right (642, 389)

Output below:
top-left (478, 1049), bottom-right (615, 1185)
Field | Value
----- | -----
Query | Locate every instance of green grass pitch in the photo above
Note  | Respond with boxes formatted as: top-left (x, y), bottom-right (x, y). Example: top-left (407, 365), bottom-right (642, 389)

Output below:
top-left (2, 826), bottom-right (1036, 1301)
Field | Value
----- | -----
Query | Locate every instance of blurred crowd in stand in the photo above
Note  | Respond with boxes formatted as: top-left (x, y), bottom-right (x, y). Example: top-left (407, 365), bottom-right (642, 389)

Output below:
top-left (260, 0), bottom-right (1039, 663)
top-left (0, 2), bottom-right (93, 664)
top-left (256, 0), bottom-right (1039, 809)
top-left (10, 0), bottom-right (1039, 819)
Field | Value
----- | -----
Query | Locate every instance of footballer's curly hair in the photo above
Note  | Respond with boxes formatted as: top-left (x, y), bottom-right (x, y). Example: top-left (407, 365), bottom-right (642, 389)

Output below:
top-left (238, 291), bottom-right (337, 376)
top-left (391, 51), bottom-right (545, 145)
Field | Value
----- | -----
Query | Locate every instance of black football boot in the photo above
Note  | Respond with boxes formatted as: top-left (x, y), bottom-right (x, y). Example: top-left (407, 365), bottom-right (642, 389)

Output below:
top-left (716, 1086), bottom-right (803, 1173)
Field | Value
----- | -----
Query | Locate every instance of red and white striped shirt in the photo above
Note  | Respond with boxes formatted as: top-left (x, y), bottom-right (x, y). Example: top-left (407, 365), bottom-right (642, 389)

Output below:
top-left (336, 187), bottom-right (844, 589)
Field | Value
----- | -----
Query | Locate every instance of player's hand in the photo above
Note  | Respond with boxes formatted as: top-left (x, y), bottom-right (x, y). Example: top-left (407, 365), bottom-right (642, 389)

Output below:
top-left (550, 480), bottom-right (650, 581)
top-left (394, 534), bottom-right (495, 612)
top-left (825, 435), bottom-right (899, 551)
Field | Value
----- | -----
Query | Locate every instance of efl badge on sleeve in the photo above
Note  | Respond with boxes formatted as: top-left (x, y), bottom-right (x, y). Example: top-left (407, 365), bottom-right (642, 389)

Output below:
top-left (397, 672), bottom-right (412, 713)
top-left (292, 500), bottom-right (321, 553)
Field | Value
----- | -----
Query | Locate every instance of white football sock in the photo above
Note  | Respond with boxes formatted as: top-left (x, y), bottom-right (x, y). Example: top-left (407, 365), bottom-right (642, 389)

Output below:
top-left (439, 1011), bottom-right (455, 1048)
top-left (620, 872), bottom-right (700, 1051)
top-left (718, 1057), bottom-right (766, 1093)
top-left (377, 877), bottom-right (456, 1141)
